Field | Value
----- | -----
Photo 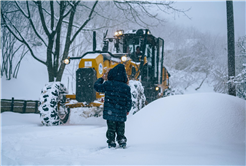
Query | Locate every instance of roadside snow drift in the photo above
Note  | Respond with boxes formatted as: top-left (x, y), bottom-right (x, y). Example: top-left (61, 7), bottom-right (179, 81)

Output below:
top-left (127, 93), bottom-right (245, 145)
top-left (1, 93), bottom-right (245, 165)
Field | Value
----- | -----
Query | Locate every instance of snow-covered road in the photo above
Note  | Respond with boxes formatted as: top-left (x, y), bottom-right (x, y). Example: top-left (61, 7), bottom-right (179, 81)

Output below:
top-left (1, 93), bottom-right (245, 165)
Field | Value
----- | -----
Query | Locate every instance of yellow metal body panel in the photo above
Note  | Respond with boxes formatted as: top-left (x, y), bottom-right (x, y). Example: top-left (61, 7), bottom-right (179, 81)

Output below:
top-left (125, 60), bottom-right (140, 80)
top-left (65, 94), bottom-right (76, 100)
top-left (78, 54), bottom-right (104, 79)
top-left (103, 60), bottom-right (119, 70)
top-left (96, 92), bottom-right (104, 100)
top-left (124, 57), bottom-right (147, 80)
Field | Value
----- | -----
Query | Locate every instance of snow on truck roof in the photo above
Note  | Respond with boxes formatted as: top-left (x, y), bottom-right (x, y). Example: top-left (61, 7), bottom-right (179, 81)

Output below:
top-left (82, 53), bottom-right (100, 59)
top-left (124, 30), bottom-right (137, 34)
top-left (82, 53), bottom-right (122, 63)
top-left (124, 29), bottom-right (151, 35)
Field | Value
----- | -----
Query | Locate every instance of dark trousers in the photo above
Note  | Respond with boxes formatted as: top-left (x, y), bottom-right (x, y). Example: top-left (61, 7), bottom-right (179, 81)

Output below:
top-left (106, 120), bottom-right (127, 144)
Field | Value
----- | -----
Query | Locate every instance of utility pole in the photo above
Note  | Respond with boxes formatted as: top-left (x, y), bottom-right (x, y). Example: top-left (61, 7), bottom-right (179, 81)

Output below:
top-left (0, 3), bottom-right (4, 99)
top-left (226, 0), bottom-right (236, 96)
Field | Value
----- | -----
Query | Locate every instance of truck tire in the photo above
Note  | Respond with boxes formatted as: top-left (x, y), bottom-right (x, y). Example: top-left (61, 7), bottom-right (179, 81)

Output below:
top-left (129, 80), bottom-right (146, 114)
top-left (38, 82), bottom-right (70, 126)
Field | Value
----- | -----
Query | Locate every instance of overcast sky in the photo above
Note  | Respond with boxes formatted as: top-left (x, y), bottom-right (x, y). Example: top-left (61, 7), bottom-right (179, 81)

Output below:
top-left (166, 1), bottom-right (245, 39)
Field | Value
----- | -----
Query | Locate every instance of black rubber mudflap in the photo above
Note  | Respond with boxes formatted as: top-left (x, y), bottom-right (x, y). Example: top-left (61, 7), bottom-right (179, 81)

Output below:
top-left (76, 68), bottom-right (97, 103)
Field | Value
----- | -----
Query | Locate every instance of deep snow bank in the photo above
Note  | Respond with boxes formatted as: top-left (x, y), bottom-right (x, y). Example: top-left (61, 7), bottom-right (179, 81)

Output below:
top-left (1, 93), bottom-right (245, 165)
top-left (127, 93), bottom-right (245, 145)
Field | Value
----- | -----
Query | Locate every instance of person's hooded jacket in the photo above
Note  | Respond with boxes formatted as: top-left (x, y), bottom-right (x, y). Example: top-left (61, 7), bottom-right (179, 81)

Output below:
top-left (94, 64), bottom-right (132, 122)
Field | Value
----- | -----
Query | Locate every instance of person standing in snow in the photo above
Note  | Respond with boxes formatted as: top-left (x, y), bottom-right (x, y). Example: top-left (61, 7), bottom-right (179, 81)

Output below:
top-left (94, 64), bottom-right (132, 148)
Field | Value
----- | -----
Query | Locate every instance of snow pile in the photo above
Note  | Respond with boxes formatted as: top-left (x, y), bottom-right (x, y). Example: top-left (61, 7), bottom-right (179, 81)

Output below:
top-left (1, 93), bottom-right (245, 165)
top-left (127, 93), bottom-right (245, 145)
top-left (69, 107), bottom-right (105, 126)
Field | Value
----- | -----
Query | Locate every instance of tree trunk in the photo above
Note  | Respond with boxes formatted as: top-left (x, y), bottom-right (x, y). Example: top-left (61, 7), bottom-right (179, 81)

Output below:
top-left (47, 37), bottom-right (55, 82)
top-left (56, 3), bottom-right (77, 82)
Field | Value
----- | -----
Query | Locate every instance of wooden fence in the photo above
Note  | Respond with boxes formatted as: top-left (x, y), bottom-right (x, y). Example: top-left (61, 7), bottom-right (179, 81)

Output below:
top-left (1, 98), bottom-right (40, 113)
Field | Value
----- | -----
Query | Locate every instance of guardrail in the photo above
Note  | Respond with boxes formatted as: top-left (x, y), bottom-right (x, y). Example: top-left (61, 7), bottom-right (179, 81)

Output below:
top-left (1, 98), bottom-right (40, 113)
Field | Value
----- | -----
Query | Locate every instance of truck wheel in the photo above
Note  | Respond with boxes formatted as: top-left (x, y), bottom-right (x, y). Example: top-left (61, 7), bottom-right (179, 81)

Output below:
top-left (38, 82), bottom-right (70, 126)
top-left (129, 80), bottom-right (146, 114)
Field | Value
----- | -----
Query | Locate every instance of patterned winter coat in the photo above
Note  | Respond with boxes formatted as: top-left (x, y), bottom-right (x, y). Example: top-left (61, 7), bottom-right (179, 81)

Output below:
top-left (94, 64), bottom-right (132, 122)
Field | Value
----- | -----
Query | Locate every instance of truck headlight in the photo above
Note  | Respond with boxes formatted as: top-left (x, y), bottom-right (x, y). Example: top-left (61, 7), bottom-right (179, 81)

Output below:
top-left (114, 30), bottom-right (124, 36)
top-left (121, 56), bottom-right (127, 62)
top-left (155, 86), bottom-right (159, 91)
top-left (63, 58), bottom-right (70, 65)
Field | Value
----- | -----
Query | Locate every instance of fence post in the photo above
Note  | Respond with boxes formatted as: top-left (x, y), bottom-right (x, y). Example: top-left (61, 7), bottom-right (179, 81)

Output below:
top-left (23, 101), bottom-right (27, 113)
top-left (35, 101), bottom-right (39, 113)
top-left (11, 97), bottom-right (14, 112)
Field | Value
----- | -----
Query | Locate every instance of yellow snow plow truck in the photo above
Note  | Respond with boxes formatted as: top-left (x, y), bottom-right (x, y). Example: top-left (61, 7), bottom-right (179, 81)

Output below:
top-left (39, 29), bottom-right (171, 126)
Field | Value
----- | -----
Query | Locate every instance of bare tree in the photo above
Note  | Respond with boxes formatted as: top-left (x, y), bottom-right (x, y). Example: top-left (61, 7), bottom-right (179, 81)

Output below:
top-left (1, 1), bottom-right (30, 80)
top-left (1, 0), bottom-right (185, 82)
top-left (1, 29), bottom-right (29, 80)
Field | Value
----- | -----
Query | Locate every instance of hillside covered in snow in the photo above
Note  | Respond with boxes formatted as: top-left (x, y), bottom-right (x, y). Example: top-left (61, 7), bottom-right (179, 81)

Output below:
top-left (1, 93), bottom-right (245, 165)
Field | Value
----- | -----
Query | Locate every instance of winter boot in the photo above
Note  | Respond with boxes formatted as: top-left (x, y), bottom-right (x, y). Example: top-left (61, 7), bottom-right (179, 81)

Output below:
top-left (108, 141), bottom-right (116, 148)
top-left (118, 139), bottom-right (127, 149)
top-left (119, 143), bottom-right (126, 149)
